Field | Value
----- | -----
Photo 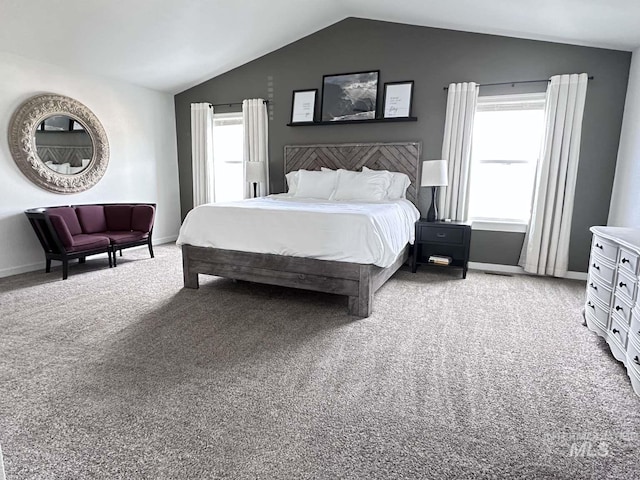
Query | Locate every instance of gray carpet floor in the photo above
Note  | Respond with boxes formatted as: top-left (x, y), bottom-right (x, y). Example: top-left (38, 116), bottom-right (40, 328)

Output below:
top-left (1, 244), bottom-right (639, 479)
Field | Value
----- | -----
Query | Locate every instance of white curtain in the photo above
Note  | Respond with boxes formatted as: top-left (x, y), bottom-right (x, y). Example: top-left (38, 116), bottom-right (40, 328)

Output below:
top-left (520, 73), bottom-right (589, 277)
top-left (438, 82), bottom-right (479, 221)
top-left (242, 99), bottom-right (269, 198)
top-left (190, 103), bottom-right (215, 207)
top-left (0, 442), bottom-right (5, 480)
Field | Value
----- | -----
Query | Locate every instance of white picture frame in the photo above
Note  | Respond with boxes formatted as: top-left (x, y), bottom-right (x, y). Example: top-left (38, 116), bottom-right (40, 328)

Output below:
top-left (290, 89), bottom-right (317, 123)
top-left (383, 81), bottom-right (414, 118)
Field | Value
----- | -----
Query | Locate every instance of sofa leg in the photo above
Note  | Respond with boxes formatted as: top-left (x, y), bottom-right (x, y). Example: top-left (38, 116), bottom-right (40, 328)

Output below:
top-left (79, 257), bottom-right (86, 264)
top-left (45, 258), bottom-right (51, 273)
top-left (148, 239), bottom-right (154, 259)
top-left (113, 248), bottom-right (117, 267)
top-left (62, 260), bottom-right (69, 280)
top-left (119, 249), bottom-right (122, 257)
top-left (108, 250), bottom-right (113, 268)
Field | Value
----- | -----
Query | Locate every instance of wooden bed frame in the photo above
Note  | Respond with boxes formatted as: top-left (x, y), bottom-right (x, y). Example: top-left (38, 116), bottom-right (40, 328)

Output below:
top-left (181, 142), bottom-right (421, 317)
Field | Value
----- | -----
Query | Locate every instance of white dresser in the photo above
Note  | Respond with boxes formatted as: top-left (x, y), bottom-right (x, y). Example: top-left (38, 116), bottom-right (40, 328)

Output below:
top-left (585, 226), bottom-right (640, 396)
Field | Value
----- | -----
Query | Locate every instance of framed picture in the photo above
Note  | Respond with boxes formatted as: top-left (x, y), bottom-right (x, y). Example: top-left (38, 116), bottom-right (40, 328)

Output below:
top-left (290, 89), bottom-right (317, 124)
top-left (383, 81), bottom-right (414, 118)
top-left (321, 70), bottom-right (379, 121)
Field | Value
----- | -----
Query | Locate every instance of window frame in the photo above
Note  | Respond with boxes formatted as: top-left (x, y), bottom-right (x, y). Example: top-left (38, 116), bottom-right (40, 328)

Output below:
top-left (469, 92), bottom-right (546, 232)
top-left (211, 111), bottom-right (244, 202)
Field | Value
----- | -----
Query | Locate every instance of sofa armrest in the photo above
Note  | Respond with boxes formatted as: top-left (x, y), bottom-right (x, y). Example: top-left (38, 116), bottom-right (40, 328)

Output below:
top-left (48, 214), bottom-right (74, 249)
top-left (131, 205), bottom-right (155, 233)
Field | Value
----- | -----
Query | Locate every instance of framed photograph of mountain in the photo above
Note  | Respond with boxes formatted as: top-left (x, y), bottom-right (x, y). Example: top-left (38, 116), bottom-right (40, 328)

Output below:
top-left (321, 70), bottom-right (379, 122)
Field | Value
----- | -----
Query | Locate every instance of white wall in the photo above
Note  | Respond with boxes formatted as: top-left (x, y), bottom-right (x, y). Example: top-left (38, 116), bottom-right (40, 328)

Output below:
top-left (0, 52), bottom-right (181, 277)
top-left (609, 48), bottom-right (640, 227)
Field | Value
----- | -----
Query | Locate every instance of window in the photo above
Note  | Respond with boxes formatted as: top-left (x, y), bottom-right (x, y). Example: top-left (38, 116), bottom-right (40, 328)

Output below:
top-left (212, 112), bottom-right (244, 202)
top-left (468, 93), bottom-right (546, 228)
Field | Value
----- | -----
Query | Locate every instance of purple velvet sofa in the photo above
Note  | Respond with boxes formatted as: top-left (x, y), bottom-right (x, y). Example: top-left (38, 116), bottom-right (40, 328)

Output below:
top-left (25, 203), bottom-right (156, 279)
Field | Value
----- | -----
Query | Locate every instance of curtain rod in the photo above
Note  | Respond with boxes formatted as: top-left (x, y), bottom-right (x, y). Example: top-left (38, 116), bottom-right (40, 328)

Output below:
top-left (203, 100), bottom-right (270, 108)
top-left (443, 76), bottom-right (594, 90)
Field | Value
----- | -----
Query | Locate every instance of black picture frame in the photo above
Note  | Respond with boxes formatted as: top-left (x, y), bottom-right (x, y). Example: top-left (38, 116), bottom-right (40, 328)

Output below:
top-left (321, 70), bottom-right (379, 122)
top-left (382, 81), bottom-right (414, 119)
top-left (290, 89), bottom-right (318, 124)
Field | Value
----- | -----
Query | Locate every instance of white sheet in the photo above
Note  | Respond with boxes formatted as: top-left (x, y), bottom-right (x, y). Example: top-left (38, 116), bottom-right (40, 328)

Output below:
top-left (177, 194), bottom-right (420, 268)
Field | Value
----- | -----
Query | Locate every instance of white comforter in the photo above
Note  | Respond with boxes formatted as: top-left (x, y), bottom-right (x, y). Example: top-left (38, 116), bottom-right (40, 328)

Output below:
top-left (176, 195), bottom-right (420, 268)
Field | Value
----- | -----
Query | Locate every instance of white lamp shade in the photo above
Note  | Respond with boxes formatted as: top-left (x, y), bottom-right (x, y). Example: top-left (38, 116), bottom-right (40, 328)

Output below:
top-left (421, 160), bottom-right (448, 187)
top-left (245, 161), bottom-right (266, 183)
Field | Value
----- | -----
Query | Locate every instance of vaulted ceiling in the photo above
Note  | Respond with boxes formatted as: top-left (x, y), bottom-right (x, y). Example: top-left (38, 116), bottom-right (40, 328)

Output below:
top-left (1, 0), bottom-right (638, 94)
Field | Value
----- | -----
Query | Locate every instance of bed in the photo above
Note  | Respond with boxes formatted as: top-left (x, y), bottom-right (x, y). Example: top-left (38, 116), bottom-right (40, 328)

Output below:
top-left (179, 142), bottom-right (421, 317)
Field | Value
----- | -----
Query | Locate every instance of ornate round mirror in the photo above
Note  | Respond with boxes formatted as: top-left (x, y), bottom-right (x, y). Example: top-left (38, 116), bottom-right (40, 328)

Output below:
top-left (8, 94), bottom-right (109, 194)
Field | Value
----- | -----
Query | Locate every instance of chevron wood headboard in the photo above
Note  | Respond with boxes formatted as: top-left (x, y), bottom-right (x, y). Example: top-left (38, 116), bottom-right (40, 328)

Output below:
top-left (283, 142), bottom-right (422, 204)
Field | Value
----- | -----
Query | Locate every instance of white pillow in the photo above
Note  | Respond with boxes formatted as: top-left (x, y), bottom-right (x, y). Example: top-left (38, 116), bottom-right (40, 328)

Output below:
top-left (362, 166), bottom-right (411, 199)
top-left (294, 170), bottom-right (337, 199)
top-left (331, 169), bottom-right (391, 201)
top-left (285, 170), bottom-right (302, 195)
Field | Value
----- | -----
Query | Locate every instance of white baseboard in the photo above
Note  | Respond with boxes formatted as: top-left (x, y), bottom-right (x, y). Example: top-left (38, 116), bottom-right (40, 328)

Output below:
top-left (0, 234), bottom-right (179, 279)
top-left (0, 260), bottom-right (48, 278)
top-left (154, 235), bottom-right (178, 245)
top-left (468, 261), bottom-right (588, 281)
top-left (562, 271), bottom-right (589, 281)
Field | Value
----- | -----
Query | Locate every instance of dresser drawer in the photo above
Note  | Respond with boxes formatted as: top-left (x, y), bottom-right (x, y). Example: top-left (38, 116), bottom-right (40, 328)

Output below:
top-left (615, 270), bottom-right (637, 303)
top-left (419, 225), bottom-right (464, 245)
top-left (627, 337), bottom-right (640, 376)
top-left (619, 248), bottom-right (640, 276)
top-left (589, 254), bottom-right (616, 285)
top-left (592, 235), bottom-right (618, 262)
top-left (587, 275), bottom-right (613, 307)
top-left (585, 294), bottom-right (610, 328)
top-left (630, 309), bottom-right (640, 345)
top-left (612, 294), bottom-right (633, 326)
top-left (610, 314), bottom-right (629, 348)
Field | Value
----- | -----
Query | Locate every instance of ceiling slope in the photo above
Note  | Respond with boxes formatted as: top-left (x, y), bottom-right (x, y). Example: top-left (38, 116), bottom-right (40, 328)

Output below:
top-left (0, 0), bottom-right (638, 93)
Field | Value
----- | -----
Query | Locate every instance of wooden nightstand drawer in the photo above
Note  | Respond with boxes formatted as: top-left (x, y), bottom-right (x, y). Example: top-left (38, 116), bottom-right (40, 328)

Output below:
top-left (418, 225), bottom-right (464, 244)
top-left (412, 220), bottom-right (471, 278)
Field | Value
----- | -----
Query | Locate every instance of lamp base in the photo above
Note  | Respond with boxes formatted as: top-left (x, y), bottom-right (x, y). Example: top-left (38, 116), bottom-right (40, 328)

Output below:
top-left (426, 186), bottom-right (438, 222)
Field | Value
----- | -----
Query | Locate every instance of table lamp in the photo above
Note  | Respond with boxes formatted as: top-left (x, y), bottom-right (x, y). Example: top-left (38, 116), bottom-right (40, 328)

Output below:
top-left (246, 161), bottom-right (266, 198)
top-left (421, 160), bottom-right (448, 222)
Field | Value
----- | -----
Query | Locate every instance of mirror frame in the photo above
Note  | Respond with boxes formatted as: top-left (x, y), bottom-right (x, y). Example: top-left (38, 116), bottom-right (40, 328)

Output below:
top-left (8, 93), bottom-right (109, 194)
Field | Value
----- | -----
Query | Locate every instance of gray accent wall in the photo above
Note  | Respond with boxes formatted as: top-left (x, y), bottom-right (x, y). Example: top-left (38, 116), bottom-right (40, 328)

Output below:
top-left (175, 17), bottom-right (631, 272)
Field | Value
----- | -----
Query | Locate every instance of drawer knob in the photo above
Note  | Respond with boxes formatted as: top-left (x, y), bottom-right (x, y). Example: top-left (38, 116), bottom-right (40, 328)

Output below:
top-left (622, 258), bottom-right (630, 264)
top-left (595, 243), bottom-right (603, 249)
top-left (589, 282), bottom-right (597, 290)
top-left (619, 282), bottom-right (627, 288)
top-left (436, 233), bottom-right (446, 238)
top-left (634, 356), bottom-right (640, 366)
top-left (612, 328), bottom-right (619, 334)
top-left (615, 306), bottom-right (623, 312)
top-left (592, 263), bottom-right (600, 270)
top-left (587, 302), bottom-right (595, 309)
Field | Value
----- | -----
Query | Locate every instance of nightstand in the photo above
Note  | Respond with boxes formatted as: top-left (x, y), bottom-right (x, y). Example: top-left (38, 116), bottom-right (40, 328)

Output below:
top-left (411, 220), bottom-right (472, 278)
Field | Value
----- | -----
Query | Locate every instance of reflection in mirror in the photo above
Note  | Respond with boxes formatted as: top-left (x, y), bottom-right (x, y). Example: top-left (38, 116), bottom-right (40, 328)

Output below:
top-left (9, 93), bottom-right (109, 193)
top-left (35, 115), bottom-right (93, 175)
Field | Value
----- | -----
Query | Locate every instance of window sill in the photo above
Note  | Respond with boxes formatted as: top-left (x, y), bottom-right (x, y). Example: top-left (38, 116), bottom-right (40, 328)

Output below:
top-left (471, 220), bottom-right (528, 233)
